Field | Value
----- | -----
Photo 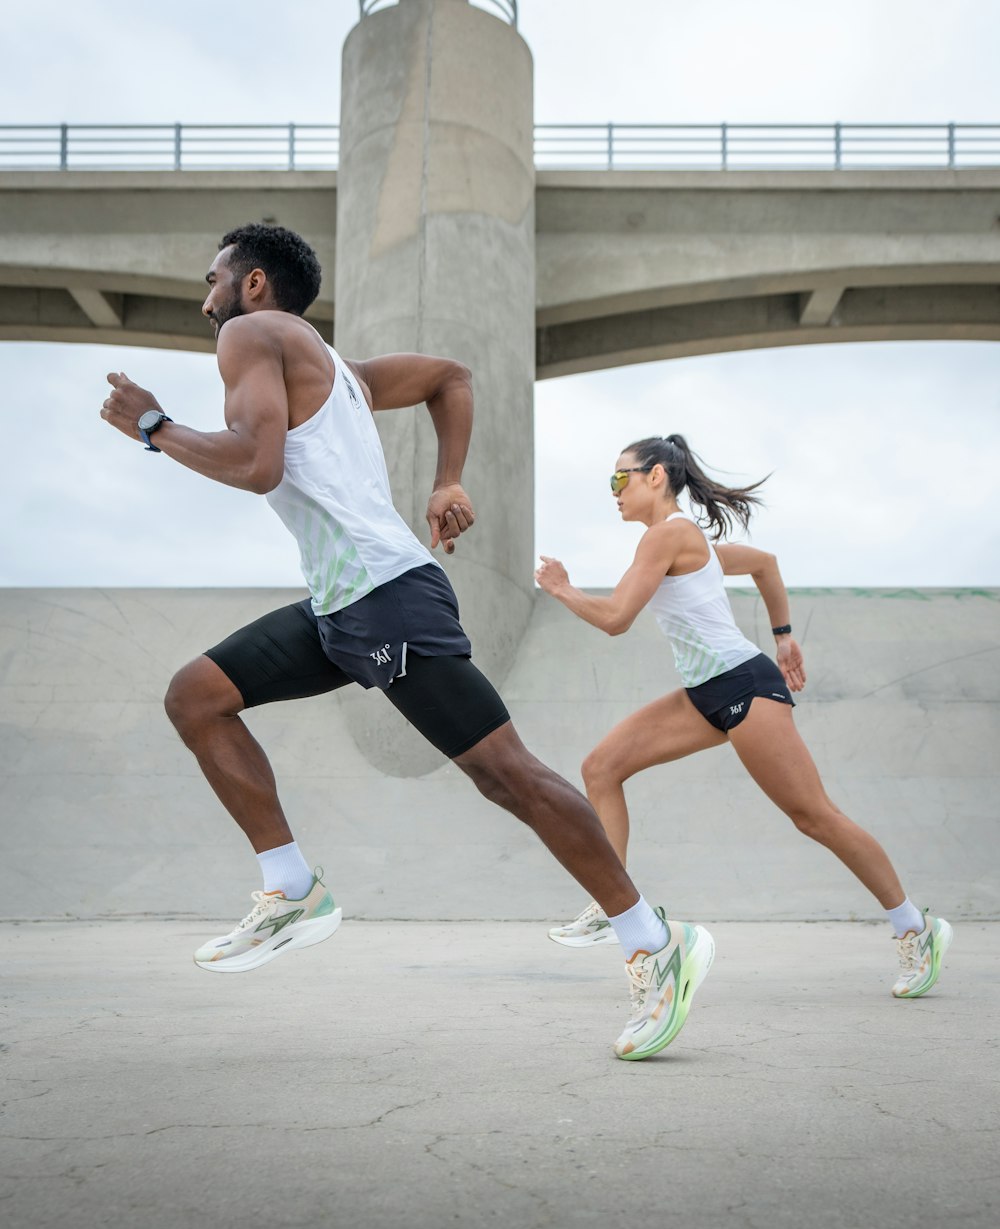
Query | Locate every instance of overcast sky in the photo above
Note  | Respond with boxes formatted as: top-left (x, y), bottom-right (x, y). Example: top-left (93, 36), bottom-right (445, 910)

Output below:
top-left (2, 0), bottom-right (998, 588)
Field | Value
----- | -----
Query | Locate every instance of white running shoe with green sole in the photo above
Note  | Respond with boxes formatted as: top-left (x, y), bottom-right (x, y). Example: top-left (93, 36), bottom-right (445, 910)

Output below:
top-left (194, 871), bottom-right (342, 973)
top-left (892, 915), bottom-right (953, 998)
top-left (548, 901), bottom-right (620, 948)
top-left (614, 913), bottom-right (715, 1061)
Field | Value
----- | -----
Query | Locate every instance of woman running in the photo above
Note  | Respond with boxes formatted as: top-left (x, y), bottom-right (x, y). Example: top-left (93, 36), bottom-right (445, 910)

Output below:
top-left (535, 433), bottom-right (951, 999)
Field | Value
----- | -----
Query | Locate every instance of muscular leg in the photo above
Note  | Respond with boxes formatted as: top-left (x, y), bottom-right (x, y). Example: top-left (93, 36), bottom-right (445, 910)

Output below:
top-left (454, 722), bottom-right (640, 917)
top-left (727, 699), bottom-right (906, 908)
top-left (164, 656), bottom-right (295, 853)
top-left (582, 690), bottom-right (727, 864)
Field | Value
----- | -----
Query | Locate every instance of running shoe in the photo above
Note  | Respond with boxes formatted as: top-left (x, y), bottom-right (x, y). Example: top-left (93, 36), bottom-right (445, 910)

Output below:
top-left (614, 913), bottom-right (715, 1060)
top-left (891, 914), bottom-right (953, 998)
top-left (548, 901), bottom-right (620, 948)
top-left (194, 870), bottom-right (342, 974)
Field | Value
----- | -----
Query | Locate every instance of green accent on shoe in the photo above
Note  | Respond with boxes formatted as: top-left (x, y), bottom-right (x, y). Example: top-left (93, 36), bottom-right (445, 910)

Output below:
top-left (255, 907), bottom-right (304, 938)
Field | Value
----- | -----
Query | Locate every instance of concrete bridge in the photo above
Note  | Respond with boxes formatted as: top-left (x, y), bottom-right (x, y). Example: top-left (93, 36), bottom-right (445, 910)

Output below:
top-left (2, 166), bottom-right (999, 374)
top-left (1, 0), bottom-right (998, 795)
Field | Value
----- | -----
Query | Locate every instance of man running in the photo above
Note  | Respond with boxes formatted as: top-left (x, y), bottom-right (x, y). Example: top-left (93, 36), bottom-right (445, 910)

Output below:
top-left (99, 222), bottom-right (713, 1060)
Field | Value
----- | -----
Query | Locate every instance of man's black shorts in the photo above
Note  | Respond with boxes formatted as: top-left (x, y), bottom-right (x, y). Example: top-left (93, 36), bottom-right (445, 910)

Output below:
top-left (203, 566), bottom-right (508, 759)
top-left (685, 652), bottom-right (794, 732)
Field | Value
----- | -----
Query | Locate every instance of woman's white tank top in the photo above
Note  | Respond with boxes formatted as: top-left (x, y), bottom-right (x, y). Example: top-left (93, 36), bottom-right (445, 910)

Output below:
top-left (265, 347), bottom-right (438, 615)
top-left (647, 512), bottom-right (760, 688)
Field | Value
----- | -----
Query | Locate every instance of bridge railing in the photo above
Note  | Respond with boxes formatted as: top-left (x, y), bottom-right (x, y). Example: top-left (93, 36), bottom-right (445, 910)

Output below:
top-left (0, 124), bottom-right (339, 172)
top-left (534, 123), bottom-right (1000, 170)
top-left (360, 0), bottom-right (517, 23)
top-left (2, 122), bottom-right (998, 172)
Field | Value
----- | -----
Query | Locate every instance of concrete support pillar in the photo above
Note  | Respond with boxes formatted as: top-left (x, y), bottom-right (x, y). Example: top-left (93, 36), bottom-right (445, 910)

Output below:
top-left (335, 0), bottom-right (535, 775)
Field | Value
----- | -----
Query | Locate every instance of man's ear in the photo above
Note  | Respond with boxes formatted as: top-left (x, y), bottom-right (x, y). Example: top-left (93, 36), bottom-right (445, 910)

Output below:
top-left (245, 267), bottom-right (268, 302)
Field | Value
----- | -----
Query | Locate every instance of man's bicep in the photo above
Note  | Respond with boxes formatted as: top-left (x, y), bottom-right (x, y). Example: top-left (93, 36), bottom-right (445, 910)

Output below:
top-left (217, 331), bottom-right (288, 434)
top-left (349, 353), bottom-right (470, 411)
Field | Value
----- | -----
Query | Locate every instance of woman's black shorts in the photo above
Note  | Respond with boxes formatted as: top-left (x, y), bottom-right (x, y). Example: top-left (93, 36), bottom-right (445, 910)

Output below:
top-left (203, 566), bottom-right (509, 759)
top-left (685, 652), bottom-right (794, 733)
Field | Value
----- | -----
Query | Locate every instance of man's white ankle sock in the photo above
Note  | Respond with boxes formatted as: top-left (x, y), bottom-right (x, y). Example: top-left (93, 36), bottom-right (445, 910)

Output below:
top-left (256, 841), bottom-right (313, 900)
top-left (609, 896), bottom-right (669, 961)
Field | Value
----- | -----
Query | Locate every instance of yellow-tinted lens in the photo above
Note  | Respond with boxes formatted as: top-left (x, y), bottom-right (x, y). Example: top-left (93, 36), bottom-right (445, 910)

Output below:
top-left (610, 471), bottom-right (629, 494)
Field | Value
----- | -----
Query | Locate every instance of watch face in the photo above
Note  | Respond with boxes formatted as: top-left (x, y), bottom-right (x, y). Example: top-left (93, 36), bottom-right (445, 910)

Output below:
top-left (138, 410), bottom-right (162, 431)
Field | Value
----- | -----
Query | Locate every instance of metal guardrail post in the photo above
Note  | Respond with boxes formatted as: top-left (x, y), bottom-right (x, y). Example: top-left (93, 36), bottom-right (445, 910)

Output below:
top-left (720, 122), bottom-right (728, 170)
top-left (947, 122), bottom-right (956, 168)
top-left (607, 122), bottom-right (614, 170)
top-left (59, 123), bottom-right (68, 170)
top-left (834, 122), bottom-right (842, 170)
top-left (288, 122), bottom-right (296, 171)
top-left (174, 123), bottom-right (182, 171)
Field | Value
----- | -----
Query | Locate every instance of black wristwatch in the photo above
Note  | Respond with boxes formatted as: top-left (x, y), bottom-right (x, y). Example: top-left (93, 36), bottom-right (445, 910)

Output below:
top-left (137, 410), bottom-right (173, 452)
top-left (771, 624), bottom-right (792, 637)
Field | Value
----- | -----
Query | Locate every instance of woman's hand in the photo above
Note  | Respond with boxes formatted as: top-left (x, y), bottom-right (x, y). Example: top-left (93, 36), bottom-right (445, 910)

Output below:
top-left (776, 637), bottom-right (806, 692)
top-left (535, 555), bottom-right (570, 594)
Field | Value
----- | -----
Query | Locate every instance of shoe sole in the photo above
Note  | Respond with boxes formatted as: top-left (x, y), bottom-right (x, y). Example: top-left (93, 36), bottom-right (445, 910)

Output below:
top-left (893, 917), bottom-right (953, 999)
top-left (194, 907), bottom-right (343, 974)
top-left (548, 928), bottom-right (620, 948)
top-left (617, 925), bottom-right (715, 1061)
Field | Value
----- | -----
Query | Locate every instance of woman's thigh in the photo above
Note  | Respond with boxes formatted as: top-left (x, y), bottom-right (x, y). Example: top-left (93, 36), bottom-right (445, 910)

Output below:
top-left (587, 689), bottom-right (728, 782)
top-left (726, 698), bottom-right (833, 817)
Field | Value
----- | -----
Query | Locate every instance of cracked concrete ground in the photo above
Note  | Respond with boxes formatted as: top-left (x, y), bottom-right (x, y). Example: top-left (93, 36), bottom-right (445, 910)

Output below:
top-left (1, 920), bottom-right (997, 1229)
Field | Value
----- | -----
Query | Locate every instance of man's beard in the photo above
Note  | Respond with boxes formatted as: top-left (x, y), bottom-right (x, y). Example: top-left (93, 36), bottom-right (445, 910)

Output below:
top-left (211, 293), bottom-right (245, 331)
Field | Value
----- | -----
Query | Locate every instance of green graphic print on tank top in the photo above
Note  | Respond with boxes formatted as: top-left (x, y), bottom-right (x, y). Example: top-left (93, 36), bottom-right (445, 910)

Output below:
top-left (656, 615), bottom-right (732, 688)
top-left (288, 496), bottom-right (375, 614)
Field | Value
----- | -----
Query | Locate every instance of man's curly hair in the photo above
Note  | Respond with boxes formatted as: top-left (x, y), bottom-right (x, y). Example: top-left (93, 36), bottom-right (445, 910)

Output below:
top-left (219, 222), bottom-right (322, 316)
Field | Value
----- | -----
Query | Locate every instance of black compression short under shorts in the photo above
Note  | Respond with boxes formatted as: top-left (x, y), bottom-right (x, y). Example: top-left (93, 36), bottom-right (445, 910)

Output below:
top-left (203, 585), bottom-right (509, 759)
top-left (685, 652), bottom-right (794, 732)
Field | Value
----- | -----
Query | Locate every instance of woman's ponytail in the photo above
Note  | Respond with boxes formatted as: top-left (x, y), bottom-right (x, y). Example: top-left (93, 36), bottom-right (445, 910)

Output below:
top-left (626, 434), bottom-right (767, 539)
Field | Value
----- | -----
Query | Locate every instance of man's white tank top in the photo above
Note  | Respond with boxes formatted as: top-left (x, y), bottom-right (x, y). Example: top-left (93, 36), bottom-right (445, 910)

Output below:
top-left (265, 347), bottom-right (438, 616)
top-left (647, 512), bottom-right (760, 688)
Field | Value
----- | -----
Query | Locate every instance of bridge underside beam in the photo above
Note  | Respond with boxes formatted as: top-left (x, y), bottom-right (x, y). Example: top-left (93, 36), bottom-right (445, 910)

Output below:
top-left (0, 286), bottom-right (333, 352)
top-left (536, 284), bottom-right (1000, 378)
top-left (798, 286), bottom-right (844, 326)
top-left (67, 287), bottom-right (123, 328)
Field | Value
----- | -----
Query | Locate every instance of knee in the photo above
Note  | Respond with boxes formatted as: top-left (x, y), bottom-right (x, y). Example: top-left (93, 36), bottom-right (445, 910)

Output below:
top-left (164, 657), bottom-right (239, 744)
top-left (464, 762), bottom-right (523, 814)
top-left (581, 747), bottom-right (620, 793)
top-left (788, 804), bottom-right (840, 843)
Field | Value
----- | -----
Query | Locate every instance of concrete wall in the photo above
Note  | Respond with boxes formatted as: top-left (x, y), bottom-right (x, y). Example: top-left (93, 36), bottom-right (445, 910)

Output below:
top-left (2, 586), bottom-right (996, 923)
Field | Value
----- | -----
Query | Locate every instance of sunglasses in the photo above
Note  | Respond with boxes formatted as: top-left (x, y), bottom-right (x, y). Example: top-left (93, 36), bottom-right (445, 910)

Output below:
top-left (609, 466), bottom-right (653, 494)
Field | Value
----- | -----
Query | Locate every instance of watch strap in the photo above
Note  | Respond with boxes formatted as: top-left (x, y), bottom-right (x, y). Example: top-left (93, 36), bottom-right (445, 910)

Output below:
top-left (139, 413), bottom-right (173, 452)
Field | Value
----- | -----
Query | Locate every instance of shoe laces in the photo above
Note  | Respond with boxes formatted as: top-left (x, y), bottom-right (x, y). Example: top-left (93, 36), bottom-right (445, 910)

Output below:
top-left (624, 956), bottom-right (651, 1020)
top-left (895, 932), bottom-right (919, 974)
top-left (230, 891), bottom-right (281, 936)
top-left (575, 901), bottom-right (603, 928)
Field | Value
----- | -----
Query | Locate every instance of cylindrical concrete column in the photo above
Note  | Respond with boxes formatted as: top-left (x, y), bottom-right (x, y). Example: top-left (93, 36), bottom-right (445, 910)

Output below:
top-left (335, 0), bottom-right (535, 776)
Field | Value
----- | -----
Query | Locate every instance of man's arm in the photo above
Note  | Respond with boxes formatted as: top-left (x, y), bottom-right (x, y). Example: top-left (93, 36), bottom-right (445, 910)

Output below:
top-left (347, 353), bottom-right (474, 553)
top-left (101, 316), bottom-right (288, 494)
top-left (715, 543), bottom-right (806, 691)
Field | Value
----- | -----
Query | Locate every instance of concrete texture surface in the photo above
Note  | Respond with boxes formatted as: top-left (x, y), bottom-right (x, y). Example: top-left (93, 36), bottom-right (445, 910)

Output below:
top-left (1, 919), bottom-right (996, 1229)
top-left (1, 586), bottom-right (996, 923)
top-left (336, 0), bottom-right (537, 770)
top-left (4, 166), bottom-right (1000, 364)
